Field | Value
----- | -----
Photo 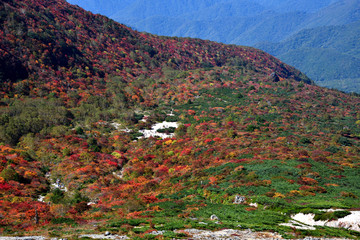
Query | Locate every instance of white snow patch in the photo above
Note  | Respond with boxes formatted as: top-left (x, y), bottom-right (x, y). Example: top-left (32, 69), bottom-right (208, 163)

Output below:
top-left (52, 179), bottom-right (68, 192)
top-left (139, 121), bottom-right (178, 139)
top-left (112, 169), bottom-right (125, 179)
top-left (140, 115), bottom-right (149, 122)
top-left (167, 109), bottom-right (175, 116)
top-left (37, 195), bottom-right (45, 203)
top-left (280, 220), bottom-right (316, 230)
top-left (249, 202), bottom-right (258, 208)
top-left (111, 122), bottom-right (131, 132)
top-left (280, 211), bottom-right (360, 232)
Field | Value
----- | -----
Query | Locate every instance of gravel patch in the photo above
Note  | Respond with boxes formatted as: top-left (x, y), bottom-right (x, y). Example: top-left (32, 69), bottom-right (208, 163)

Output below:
top-left (79, 234), bottom-right (129, 239)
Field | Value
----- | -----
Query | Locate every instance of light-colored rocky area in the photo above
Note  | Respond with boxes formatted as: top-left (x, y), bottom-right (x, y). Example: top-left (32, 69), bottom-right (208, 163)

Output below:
top-left (280, 210), bottom-right (360, 232)
top-left (0, 230), bottom-right (353, 240)
top-left (139, 121), bottom-right (178, 139)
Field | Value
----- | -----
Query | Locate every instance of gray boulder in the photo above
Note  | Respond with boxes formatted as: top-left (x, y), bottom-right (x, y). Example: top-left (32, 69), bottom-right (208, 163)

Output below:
top-left (234, 195), bottom-right (246, 204)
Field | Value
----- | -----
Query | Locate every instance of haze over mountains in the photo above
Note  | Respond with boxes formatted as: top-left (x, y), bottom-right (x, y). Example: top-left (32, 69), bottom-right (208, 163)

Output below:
top-left (67, 0), bottom-right (360, 93)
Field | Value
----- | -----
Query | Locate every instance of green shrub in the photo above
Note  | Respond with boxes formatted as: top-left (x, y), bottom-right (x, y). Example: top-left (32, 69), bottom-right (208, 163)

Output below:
top-left (50, 188), bottom-right (65, 204)
top-left (325, 146), bottom-right (340, 154)
top-left (246, 125), bottom-right (259, 132)
top-left (337, 137), bottom-right (353, 146)
top-left (0, 166), bottom-right (20, 182)
top-left (314, 211), bottom-right (351, 221)
top-left (299, 137), bottom-right (312, 144)
top-left (51, 217), bottom-right (76, 225)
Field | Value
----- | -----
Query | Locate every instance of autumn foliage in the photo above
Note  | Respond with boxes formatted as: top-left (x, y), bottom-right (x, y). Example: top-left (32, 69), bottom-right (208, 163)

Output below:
top-left (0, 0), bottom-right (359, 237)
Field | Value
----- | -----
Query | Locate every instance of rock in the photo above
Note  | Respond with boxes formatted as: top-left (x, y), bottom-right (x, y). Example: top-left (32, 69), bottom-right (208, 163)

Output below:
top-left (269, 72), bottom-right (280, 82)
top-left (104, 231), bottom-right (111, 236)
top-left (234, 195), bottom-right (246, 204)
top-left (210, 214), bottom-right (219, 221)
top-left (150, 230), bottom-right (166, 235)
top-left (248, 202), bottom-right (258, 208)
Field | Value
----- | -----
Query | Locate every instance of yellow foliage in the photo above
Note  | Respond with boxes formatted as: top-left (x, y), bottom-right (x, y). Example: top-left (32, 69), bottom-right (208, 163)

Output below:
top-left (234, 165), bottom-right (244, 171)
top-left (288, 190), bottom-right (301, 196)
top-left (24, 170), bottom-right (37, 179)
top-left (325, 183), bottom-right (339, 187)
top-left (341, 162), bottom-right (354, 168)
top-left (50, 204), bottom-right (69, 216)
top-left (111, 151), bottom-right (122, 158)
top-left (226, 151), bottom-right (236, 158)
top-left (273, 192), bottom-right (285, 198)
top-left (11, 196), bottom-right (30, 203)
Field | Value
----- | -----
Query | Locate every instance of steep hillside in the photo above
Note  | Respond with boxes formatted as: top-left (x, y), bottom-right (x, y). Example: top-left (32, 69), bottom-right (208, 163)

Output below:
top-left (67, 0), bottom-right (360, 93)
top-left (0, 0), bottom-right (307, 100)
top-left (0, 0), bottom-right (360, 239)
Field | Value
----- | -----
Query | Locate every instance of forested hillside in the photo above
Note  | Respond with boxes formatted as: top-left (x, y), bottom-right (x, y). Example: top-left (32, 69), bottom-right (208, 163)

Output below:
top-left (0, 0), bottom-right (360, 239)
top-left (257, 20), bottom-right (360, 92)
top-left (67, 0), bottom-right (360, 93)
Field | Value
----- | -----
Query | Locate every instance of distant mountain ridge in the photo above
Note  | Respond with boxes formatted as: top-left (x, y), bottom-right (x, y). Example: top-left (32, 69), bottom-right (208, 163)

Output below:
top-left (67, 0), bottom-right (360, 93)
top-left (256, 20), bottom-right (360, 91)
top-left (67, 0), bottom-right (357, 42)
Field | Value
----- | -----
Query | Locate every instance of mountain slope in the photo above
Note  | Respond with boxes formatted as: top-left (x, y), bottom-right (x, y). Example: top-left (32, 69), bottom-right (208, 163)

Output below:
top-left (67, 0), bottom-right (360, 45)
top-left (254, 0), bottom-right (337, 12)
top-left (303, 0), bottom-right (360, 28)
top-left (257, 21), bottom-right (360, 92)
top-left (0, 0), bottom-right (360, 239)
top-left (0, 0), bottom-right (309, 101)
top-left (66, 0), bottom-right (360, 93)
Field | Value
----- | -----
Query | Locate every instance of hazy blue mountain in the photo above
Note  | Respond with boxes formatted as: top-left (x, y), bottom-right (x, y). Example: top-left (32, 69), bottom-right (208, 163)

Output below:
top-left (254, 0), bottom-right (338, 13)
top-left (303, 0), bottom-right (360, 28)
top-left (258, 21), bottom-right (360, 57)
top-left (67, 0), bottom-right (359, 44)
top-left (67, 0), bottom-right (133, 16)
top-left (66, 0), bottom-right (360, 92)
top-left (257, 21), bottom-right (360, 92)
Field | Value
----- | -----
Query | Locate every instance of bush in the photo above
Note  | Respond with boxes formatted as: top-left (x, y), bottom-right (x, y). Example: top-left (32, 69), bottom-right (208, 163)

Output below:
top-left (337, 137), bottom-right (353, 146)
top-left (0, 166), bottom-right (20, 182)
top-left (325, 146), bottom-right (340, 154)
top-left (314, 211), bottom-right (351, 221)
top-left (246, 125), bottom-right (259, 132)
top-left (50, 188), bottom-right (65, 204)
top-left (299, 137), bottom-right (312, 144)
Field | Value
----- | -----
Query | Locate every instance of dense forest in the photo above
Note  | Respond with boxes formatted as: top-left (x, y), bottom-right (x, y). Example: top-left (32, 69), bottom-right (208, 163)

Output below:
top-left (0, 0), bottom-right (360, 239)
top-left (67, 0), bottom-right (360, 93)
